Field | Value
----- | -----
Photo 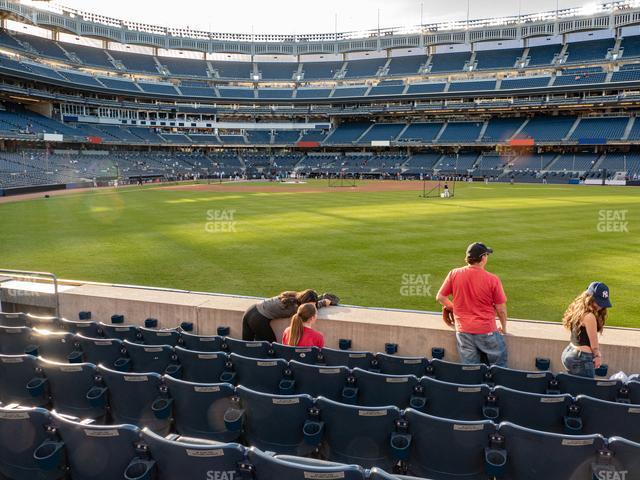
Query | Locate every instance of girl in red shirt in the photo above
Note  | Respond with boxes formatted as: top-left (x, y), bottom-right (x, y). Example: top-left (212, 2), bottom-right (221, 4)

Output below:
top-left (282, 303), bottom-right (324, 348)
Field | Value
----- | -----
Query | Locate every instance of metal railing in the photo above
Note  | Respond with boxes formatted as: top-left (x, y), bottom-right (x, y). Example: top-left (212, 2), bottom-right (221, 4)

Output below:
top-left (0, 268), bottom-right (60, 317)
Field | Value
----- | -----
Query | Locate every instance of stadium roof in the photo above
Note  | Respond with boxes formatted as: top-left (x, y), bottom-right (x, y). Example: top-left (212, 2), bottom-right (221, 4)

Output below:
top-left (1, 0), bottom-right (640, 55)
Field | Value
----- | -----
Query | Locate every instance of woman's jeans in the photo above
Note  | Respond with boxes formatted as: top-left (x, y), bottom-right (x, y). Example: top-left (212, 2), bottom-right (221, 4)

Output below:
top-left (561, 344), bottom-right (595, 378)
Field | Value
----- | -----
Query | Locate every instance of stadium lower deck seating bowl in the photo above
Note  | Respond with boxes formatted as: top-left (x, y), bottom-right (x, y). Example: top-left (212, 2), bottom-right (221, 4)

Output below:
top-left (1, 316), bottom-right (640, 478)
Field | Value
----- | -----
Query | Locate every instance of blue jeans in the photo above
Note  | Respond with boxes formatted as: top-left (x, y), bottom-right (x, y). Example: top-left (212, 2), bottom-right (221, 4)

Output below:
top-left (456, 331), bottom-right (508, 367)
top-left (561, 345), bottom-right (595, 378)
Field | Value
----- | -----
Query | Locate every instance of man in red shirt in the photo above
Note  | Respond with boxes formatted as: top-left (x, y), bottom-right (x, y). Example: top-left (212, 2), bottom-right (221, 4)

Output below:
top-left (436, 242), bottom-right (508, 366)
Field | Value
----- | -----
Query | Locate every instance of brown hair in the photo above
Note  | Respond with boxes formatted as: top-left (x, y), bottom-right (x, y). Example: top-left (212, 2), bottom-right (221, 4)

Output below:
top-left (287, 303), bottom-right (317, 346)
top-left (278, 289), bottom-right (318, 308)
top-left (562, 291), bottom-right (607, 334)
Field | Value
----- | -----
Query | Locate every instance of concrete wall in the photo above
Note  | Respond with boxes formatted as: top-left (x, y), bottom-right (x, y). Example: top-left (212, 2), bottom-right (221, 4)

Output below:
top-left (45, 282), bottom-right (640, 374)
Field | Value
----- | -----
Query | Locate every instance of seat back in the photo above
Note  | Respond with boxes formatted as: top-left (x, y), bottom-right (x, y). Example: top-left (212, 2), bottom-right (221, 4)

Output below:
top-left (556, 373), bottom-right (622, 401)
top-left (223, 337), bottom-right (273, 358)
top-left (0, 326), bottom-right (33, 355)
top-left (0, 354), bottom-right (47, 406)
top-left (352, 368), bottom-right (420, 409)
top-left (427, 358), bottom-right (489, 385)
top-left (316, 396), bottom-right (402, 471)
top-left (607, 437), bottom-right (640, 479)
top-left (142, 428), bottom-right (244, 480)
top-left (174, 347), bottom-right (228, 383)
top-left (59, 319), bottom-right (101, 338)
top-left (0, 405), bottom-right (64, 480)
top-left (497, 422), bottom-right (605, 480)
top-left (321, 347), bottom-right (376, 370)
top-left (139, 327), bottom-right (181, 346)
top-left (31, 330), bottom-right (81, 363)
top-left (164, 376), bottom-right (238, 442)
top-left (237, 385), bottom-right (316, 456)
top-left (489, 365), bottom-right (554, 394)
top-left (375, 353), bottom-right (428, 377)
top-left (97, 366), bottom-right (171, 435)
top-left (99, 322), bottom-right (141, 342)
top-left (272, 343), bottom-right (320, 364)
top-left (0, 312), bottom-right (29, 328)
top-left (123, 340), bottom-right (178, 375)
top-left (492, 386), bottom-right (572, 434)
top-left (629, 381), bottom-right (640, 405)
top-left (38, 358), bottom-right (106, 420)
top-left (405, 408), bottom-right (495, 478)
top-left (179, 332), bottom-right (224, 352)
top-left (248, 448), bottom-right (367, 480)
top-left (575, 395), bottom-right (640, 442)
top-left (420, 376), bottom-right (492, 421)
top-left (25, 314), bottom-right (61, 330)
top-left (76, 335), bottom-right (128, 370)
top-left (289, 361), bottom-right (349, 401)
top-left (52, 412), bottom-right (148, 480)
top-left (230, 353), bottom-right (289, 394)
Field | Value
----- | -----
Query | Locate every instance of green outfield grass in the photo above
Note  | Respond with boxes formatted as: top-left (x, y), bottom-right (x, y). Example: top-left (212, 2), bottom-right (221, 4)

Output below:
top-left (1, 180), bottom-right (638, 326)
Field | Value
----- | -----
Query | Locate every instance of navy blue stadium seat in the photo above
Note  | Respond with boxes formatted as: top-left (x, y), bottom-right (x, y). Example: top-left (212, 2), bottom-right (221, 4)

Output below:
top-left (272, 343), bottom-right (320, 364)
top-left (248, 448), bottom-right (367, 480)
top-left (99, 322), bottom-right (142, 342)
top-left (75, 335), bottom-right (130, 370)
top-left (139, 327), bottom-right (181, 346)
top-left (30, 330), bottom-right (82, 363)
top-left (25, 314), bottom-right (61, 330)
top-left (555, 373), bottom-right (624, 402)
top-left (0, 325), bottom-right (33, 355)
top-left (351, 368), bottom-right (423, 409)
top-left (164, 375), bottom-right (238, 442)
top-left (123, 340), bottom-right (181, 376)
top-left (575, 395), bottom-right (640, 442)
top-left (315, 397), bottom-right (404, 471)
top-left (628, 381), bottom-right (640, 404)
top-left (97, 365), bottom-right (172, 435)
top-left (223, 337), bottom-right (273, 358)
top-left (38, 358), bottom-right (106, 420)
top-left (52, 412), bottom-right (153, 480)
top-left (236, 385), bottom-right (318, 456)
top-left (496, 422), bottom-right (605, 480)
top-left (142, 428), bottom-right (245, 480)
top-left (321, 347), bottom-right (377, 370)
top-left (0, 405), bottom-right (65, 480)
top-left (229, 353), bottom-right (291, 394)
top-left (289, 361), bottom-right (349, 401)
top-left (0, 312), bottom-right (29, 327)
top-left (376, 353), bottom-right (429, 377)
top-left (404, 408), bottom-right (495, 479)
top-left (58, 318), bottom-right (101, 338)
top-left (179, 331), bottom-right (224, 352)
top-left (174, 346), bottom-right (232, 383)
top-left (606, 437), bottom-right (640, 479)
top-left (0, 354), bottom-right (46, 406)
top-left (420, 375), bottom-right (493, 421)
top-left (488, 365), bottom-right (555, 394)
top-left (426, 358), bottom-right (490, 385)
top-left (492, 386), bottom-right (572, 434)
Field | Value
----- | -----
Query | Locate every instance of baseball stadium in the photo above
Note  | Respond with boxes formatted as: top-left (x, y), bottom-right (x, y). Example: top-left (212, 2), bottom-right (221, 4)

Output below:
top-left (0, 0), bottom-right (639, 478)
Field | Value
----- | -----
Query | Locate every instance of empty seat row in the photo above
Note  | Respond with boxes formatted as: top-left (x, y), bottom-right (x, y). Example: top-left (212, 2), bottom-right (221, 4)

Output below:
top-left (2, 354), bottom-right (640, 445)
top-left (1, 399), bottom-right (638, 479)
top-left (0, 404), bottom-right (402, 480)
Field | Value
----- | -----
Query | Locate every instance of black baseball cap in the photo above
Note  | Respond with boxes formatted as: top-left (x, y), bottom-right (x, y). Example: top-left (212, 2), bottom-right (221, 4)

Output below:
top-left (466, 242), bottom-right (493, 260)
top-left (587, 282), bottom-right (612, 309)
